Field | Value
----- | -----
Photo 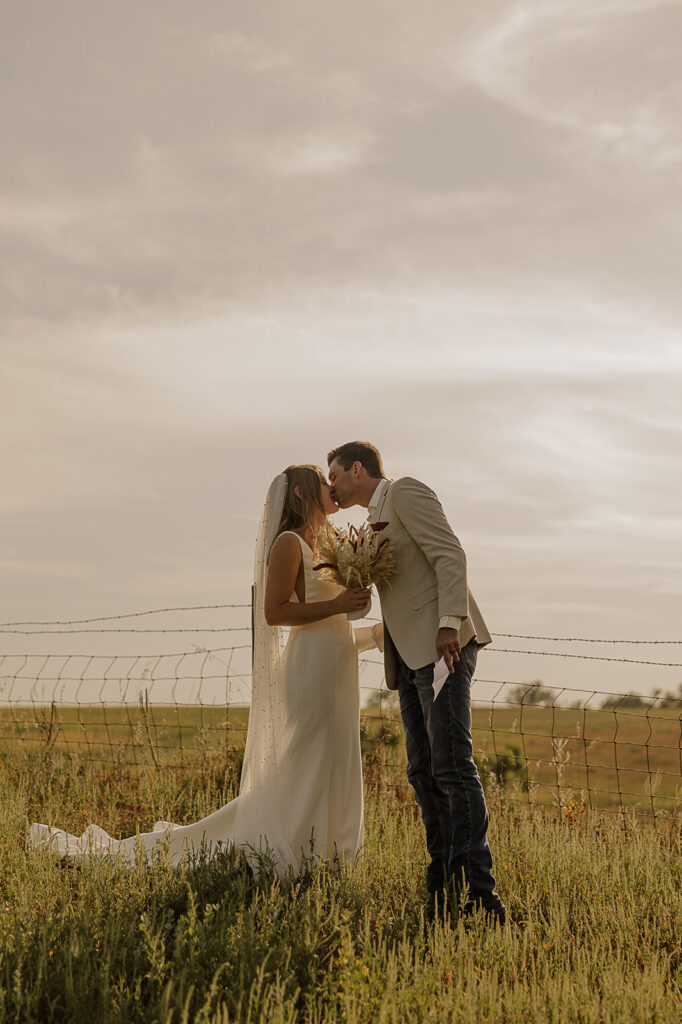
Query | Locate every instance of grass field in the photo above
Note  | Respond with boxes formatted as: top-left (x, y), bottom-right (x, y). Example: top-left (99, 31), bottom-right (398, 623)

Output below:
top-left (1, 701), bottom-right (679, 815)
top-left (0, 749), bottom-right (680, 1023)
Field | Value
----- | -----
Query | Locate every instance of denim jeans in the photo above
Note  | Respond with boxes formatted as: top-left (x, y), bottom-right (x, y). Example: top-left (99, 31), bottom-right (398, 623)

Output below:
top-left (396, 638), bottom-right (504, 915)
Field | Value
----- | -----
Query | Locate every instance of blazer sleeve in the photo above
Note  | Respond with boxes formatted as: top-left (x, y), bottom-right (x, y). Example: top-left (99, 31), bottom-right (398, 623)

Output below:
top-left (391, 477), bottom-right (469, 621)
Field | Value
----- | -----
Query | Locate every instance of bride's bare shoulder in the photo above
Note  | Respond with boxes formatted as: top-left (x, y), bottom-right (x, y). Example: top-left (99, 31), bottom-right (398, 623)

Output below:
top-left (268, 531), bottom-right (302, 564)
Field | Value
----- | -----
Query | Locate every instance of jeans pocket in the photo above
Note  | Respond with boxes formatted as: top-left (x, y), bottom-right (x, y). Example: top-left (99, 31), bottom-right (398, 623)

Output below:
top-left (459, 641), bottom-right (478, 679)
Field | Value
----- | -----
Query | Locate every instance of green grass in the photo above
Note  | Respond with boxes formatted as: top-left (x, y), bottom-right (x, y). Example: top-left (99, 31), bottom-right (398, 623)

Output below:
top-left (0, 750), bottom-right (680, 1022)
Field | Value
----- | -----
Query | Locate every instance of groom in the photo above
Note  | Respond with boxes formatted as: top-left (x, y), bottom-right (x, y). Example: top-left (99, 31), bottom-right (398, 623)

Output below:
top-left (327, 441), bottom-right (505, 924)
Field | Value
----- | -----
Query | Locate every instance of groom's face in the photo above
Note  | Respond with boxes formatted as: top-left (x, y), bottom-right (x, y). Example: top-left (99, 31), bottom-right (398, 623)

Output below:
top-left (328, 458), bottom-right (358, 509)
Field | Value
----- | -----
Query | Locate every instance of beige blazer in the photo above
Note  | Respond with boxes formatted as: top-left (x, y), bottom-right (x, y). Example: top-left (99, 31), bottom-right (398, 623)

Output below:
top-left (370, 477), bottom-right (492, 690)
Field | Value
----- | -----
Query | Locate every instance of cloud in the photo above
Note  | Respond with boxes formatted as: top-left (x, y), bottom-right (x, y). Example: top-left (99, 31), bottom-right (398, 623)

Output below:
top-left (2, 0), bottom-right (681, 337)
top-left (459, 0), bottom-right (682, 166)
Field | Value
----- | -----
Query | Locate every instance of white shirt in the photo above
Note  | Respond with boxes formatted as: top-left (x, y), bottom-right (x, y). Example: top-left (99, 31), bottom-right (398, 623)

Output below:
top-left (367, 478), bottom-right (461, 633)
top-left (367, 478), bottom-right (391, 521)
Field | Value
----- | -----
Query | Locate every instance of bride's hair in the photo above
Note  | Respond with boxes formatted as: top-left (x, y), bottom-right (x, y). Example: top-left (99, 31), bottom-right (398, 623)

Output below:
top-left (275, 465), bottom-right (326, 538)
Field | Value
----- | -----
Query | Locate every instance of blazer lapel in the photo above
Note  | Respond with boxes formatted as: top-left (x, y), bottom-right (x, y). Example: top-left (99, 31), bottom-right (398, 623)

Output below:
top-left (369, 480), bottom-right (392, 525)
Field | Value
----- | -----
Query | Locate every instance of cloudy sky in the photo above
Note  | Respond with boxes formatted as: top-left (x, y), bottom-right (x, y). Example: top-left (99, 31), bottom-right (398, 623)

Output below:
top-left (2, 0), bottom-right (682, 699)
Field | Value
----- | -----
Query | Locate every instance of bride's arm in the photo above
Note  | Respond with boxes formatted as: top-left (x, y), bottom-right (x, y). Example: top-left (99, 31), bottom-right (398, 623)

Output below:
top-left (353, 622), bottom-right (384, 653)
top-left (264, 534), bottom-right (369, 626)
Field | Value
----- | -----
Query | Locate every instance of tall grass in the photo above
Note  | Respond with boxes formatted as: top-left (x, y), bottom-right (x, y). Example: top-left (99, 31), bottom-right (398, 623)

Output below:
top-left (0, 751), bottom-right (679, 1023)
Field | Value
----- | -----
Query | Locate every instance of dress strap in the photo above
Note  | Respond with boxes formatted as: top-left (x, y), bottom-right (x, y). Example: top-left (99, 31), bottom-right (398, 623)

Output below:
top-left (279, 531), bottom-right (314, 556)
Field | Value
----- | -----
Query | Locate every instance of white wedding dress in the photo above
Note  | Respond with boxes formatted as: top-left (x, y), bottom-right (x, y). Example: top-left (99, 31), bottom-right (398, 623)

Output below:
top-left (28, 530), bottom-right (381, 878)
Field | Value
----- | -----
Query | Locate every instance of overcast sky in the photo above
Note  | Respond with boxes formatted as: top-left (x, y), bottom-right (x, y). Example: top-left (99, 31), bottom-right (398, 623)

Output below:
top-left (2, 0), bottom-right (681, 699)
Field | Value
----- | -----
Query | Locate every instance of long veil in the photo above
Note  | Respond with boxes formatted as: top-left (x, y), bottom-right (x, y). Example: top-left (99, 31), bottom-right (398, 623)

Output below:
top-left (232, 473), bottom-right (297, 872)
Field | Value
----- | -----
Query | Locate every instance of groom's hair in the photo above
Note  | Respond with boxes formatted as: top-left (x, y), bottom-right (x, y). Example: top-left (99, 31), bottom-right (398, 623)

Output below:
top-left (327, 441), bottom-right (385, 479)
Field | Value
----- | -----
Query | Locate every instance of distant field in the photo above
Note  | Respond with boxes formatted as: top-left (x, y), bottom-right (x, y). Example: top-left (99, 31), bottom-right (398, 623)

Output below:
top-left (0, 701), bottom-right (678, 815)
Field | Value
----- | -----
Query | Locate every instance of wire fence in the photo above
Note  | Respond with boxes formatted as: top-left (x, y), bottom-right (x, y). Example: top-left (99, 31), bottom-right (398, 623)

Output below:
top-left (1, 603), bottom-right (680, 823)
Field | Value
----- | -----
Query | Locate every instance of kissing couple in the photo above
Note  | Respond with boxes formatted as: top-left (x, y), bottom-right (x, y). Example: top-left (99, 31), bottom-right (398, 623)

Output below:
top-left (29, 441), bottom-right (505, 925)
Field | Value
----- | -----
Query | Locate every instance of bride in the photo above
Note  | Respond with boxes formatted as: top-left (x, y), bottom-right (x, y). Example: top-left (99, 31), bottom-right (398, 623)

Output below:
top-left (28, 466), bottom-right (383, 876)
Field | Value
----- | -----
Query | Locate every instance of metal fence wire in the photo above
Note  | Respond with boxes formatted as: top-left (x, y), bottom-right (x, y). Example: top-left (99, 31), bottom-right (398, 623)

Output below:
top-left (0, 604), bottom-right (680, 822)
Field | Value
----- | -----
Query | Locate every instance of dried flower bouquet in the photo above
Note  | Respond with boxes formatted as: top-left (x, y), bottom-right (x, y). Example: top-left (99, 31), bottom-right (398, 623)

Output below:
top-left (313, 523), bottom-right (396, 591)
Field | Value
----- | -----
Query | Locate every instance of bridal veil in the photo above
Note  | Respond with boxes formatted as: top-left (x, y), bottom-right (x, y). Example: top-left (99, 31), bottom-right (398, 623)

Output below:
top-left (232, 473), bottom-right (297, 869)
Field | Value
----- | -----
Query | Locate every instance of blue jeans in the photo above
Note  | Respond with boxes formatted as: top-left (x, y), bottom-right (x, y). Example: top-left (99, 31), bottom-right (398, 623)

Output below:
top-left (396, 638), bottom-right (504, 915)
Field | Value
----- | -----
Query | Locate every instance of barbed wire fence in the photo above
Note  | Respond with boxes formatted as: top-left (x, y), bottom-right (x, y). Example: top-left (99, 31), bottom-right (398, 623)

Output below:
top-left (0, 604), bottom-right (680, 823)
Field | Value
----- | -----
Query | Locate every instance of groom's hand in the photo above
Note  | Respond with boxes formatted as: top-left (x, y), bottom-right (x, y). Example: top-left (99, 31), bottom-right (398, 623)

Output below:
top-left (436, 628), bottom-right (461, 674)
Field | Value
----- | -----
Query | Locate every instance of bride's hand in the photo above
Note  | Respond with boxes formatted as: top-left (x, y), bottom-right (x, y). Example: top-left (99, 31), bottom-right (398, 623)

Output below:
top-left (333, 587), bottom-right (372, 613)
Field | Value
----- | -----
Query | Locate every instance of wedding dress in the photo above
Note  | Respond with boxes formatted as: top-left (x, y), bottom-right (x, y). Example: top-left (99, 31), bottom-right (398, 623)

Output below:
top-left (28, 477), bottom-right (381, 878)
